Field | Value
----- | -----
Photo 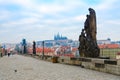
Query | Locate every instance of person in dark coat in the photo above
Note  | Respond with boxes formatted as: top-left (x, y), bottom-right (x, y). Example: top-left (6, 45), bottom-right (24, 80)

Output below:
top-left (8, 53), bottom-right (10, 57)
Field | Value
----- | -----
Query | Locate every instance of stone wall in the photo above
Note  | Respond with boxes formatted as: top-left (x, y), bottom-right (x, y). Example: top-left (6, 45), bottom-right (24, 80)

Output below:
top-left (80, 58), bottom-right (120, 75)
top-left (22, 54), bottom-right (120, 76)
top-left (57, 57), bottom-right (120, 75)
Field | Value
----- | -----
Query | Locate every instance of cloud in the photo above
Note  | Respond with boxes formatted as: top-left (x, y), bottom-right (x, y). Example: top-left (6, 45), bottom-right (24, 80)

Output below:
top-left (1, 17), bottom-right (40, 27)
top-left (0, 0), bottom-right (34, 7)
top-left (95, 0), bottom-right (118, 10)
top-left (0, 0), bottom-right (120, 43)
top-left (106, 20), bottom-right (120, 25)
top-left (0, 10), bottom-right (12, 21)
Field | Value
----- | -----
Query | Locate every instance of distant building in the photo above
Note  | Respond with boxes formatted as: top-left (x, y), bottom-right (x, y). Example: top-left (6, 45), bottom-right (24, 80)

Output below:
top-left (97, 38), bottom-right (120, 49)
top-left (97, 38), bottom-right (111, 44)
top-left (37, 33), bottom-right (71, 48)
top-left (97, 38), bottom-right (120, 46)
top-left (98, 44), bottom-right (120, 49)
top-left (54, 33), bottom-right (68, 40)
top-left (36, 40), bottom-right (55, 48)
top-left (111, 41), bottom-right (120, 45)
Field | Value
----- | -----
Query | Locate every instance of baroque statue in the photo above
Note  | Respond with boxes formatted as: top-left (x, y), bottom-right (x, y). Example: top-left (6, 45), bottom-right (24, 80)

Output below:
top-left (78, 8), bottom-right (100, 58)
top-left (33, 41), bottom-right (36, 54)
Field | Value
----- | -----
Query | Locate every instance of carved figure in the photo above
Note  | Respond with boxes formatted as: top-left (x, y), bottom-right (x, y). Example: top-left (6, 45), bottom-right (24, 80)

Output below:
top-left (78, 8), bottom-right (100, 58)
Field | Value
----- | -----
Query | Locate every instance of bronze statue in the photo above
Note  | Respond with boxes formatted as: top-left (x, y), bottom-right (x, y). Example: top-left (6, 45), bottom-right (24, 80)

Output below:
top-left (78, 8), bottom-right (100, 58)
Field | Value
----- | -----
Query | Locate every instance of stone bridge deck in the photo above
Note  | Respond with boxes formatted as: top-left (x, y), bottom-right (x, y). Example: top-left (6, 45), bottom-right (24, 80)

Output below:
top-left (0, 54), bottom-right (120, 80)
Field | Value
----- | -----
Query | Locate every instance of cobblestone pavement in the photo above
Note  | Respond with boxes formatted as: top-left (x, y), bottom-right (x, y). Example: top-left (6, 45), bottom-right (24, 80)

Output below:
top-left (0, 54), bottom-right (120, 80)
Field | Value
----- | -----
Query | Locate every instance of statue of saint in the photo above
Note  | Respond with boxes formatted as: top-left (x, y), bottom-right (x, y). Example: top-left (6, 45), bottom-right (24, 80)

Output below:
top-left (84, 15), bottom-right (91, 38)
top-left (88, 8), bottom-right (97, 42)
top-left (78, 8), bottom-right (100, 58)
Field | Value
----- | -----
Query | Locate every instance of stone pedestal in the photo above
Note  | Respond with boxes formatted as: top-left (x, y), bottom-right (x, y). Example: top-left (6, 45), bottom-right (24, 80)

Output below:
top-left (118, 59), bottom-right (120, 66)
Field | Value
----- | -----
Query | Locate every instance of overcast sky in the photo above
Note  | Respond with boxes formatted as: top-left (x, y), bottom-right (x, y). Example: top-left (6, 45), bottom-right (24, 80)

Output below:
top-left (0, 0), bottom-right (120, 43)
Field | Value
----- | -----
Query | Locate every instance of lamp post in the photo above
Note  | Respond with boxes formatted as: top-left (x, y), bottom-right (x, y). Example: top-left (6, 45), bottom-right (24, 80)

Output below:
top-left (33, 41), bottom-right (36, 55)
top-left (0, 45), bottom-right (2, 57)
top-left (42, 41), bottom-right (44, 59)
top-left (22, 39), bottom-right (27, 54)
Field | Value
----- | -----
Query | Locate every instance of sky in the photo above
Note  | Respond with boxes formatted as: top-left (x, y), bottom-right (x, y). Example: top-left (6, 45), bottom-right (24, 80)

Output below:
top-left (0, 0), bottom-right (120, 43)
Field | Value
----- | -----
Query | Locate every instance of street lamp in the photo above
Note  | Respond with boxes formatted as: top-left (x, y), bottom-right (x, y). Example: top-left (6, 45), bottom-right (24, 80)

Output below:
top-left (42, 41), bottom-right (44, 59)
top-left (33, 41), bottom-right (36, 55)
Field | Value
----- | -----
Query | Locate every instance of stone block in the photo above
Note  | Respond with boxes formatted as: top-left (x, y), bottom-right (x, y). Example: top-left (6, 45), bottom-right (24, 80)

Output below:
top-left (69, 60), bottom-right (75, 65)
top-left (116, 55), bottom-right (120, 59)
top-left (70, 57), bottom-right (77, 60)
top-left (117, 59), bottom-right (120, 66)
top-left (46, 57), bottom-right (52, 62)
top-left (63, 60), bottom-right (70, 64)
top-left (99, 56), bottom-right (110, 59)
top-left (92, 59), bottom-right (105, 64)
top-left (79, 57), bottom-right (92, 62)
top-left (60, 56), bottom-right (71, 60)
top-left (106, 64), bottom-right (120, 75)
top-left (104, 60), bottom-right (117, 65)
top-left (74, 60), bottom-right (82, 65)
top-left (95, 63), bottom-right (105, 68)
top-left (51, 57), bottom-right (57, 63)
top-left (57, 58), bottom-right (61, 63)
top-left (58, 58), bottom-right (64, 63)
top-left (82, 62), bottom-right (94, 69)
